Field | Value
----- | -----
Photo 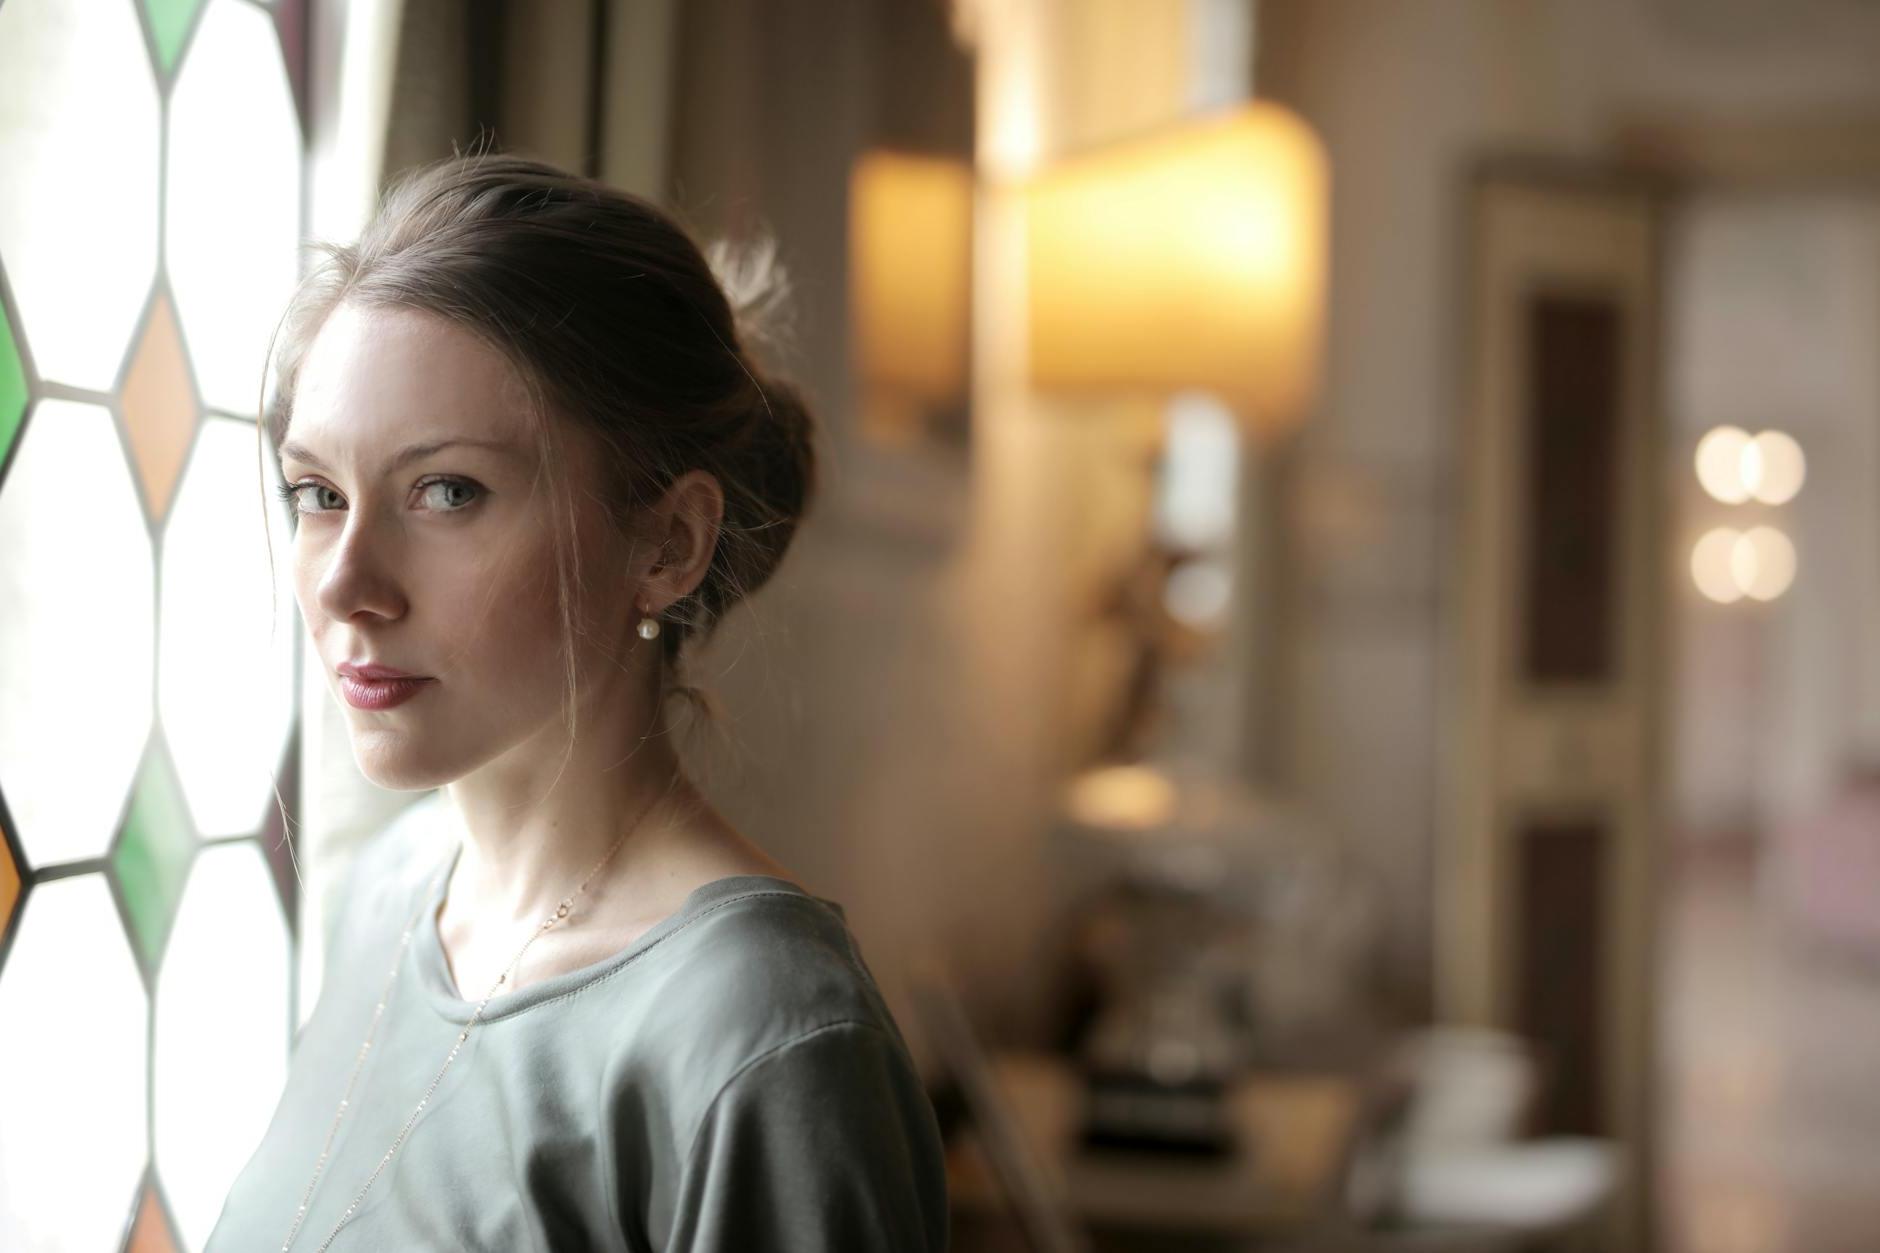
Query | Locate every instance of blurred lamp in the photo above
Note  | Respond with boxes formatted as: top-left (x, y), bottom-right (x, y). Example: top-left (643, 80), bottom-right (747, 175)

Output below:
top-left (1691, 527), bottom-right (1743, 604)
top-left (1025, 102), bottom-right (1328, 439)
top-left (849, 151), bottom-right (974, 431)
top-left (1743, 430), bottom-right (1805, 505)
top-left (1065, 763), bottom-right (1179, 834)
top-left (1694, 427), bottom-right (1752, 504)
top-left (1733, 525), bottom-right (1796, 601)
top-left (1695, 425), bottom-right (1806, 506)
top-left (1691, 525), bottom-right (1797, 604)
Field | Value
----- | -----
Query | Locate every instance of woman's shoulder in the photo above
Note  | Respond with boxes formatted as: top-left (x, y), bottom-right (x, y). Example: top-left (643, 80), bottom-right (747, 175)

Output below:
top-left (627, 872), bottom-right (899, 1052)
top-left (614, 875), bottom-right (939, 1230)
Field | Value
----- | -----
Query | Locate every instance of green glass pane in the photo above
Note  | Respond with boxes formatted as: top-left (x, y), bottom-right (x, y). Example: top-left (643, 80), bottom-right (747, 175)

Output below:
top-left (0, 303), bottom-right (23, 470)
top-left (143, 0), bottom-right (205, 74)
top-left (111, 745), bottom-right (195, 971)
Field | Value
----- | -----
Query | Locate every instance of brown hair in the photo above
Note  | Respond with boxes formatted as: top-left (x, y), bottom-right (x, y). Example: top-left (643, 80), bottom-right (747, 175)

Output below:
top-left (264, 152), bottom-right (818, 733)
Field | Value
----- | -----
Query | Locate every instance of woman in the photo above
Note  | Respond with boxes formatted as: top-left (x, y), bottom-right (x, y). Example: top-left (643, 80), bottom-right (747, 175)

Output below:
top-left (206, 154), bottom-right (949, 1252)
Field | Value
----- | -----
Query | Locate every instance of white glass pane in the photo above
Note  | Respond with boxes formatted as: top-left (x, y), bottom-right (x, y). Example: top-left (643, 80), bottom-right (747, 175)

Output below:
top-left (159, 416), bottom-right (296, 837)
top-left (0, 0), bottom-right (162, 390)
top-left (155, 840), bottom-right (291, 1251)
top-left (0, 874), bottom-right (150, 1253)
top-left (166, 0), bottom-right (303, 415)
top-left (0, 400), bottom-right (157, 864)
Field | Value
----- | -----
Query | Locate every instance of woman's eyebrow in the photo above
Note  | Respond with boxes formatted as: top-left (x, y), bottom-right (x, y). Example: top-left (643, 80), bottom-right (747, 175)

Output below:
top-left (278, 436), bottom-right (523, 472)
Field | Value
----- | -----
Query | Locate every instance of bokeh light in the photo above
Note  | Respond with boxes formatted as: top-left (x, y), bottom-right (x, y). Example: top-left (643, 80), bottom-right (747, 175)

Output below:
top-left (1695, 425), bottom-right (1806, 506)
top-left (1692, 527), bottom-right (1745, 604)
top-left (1696, 426), bottom-right (1753, 504)
top-left (1745, 430), bottom-right (1806, 505)
top-left (1733, 526), bottom-right (1797, 602)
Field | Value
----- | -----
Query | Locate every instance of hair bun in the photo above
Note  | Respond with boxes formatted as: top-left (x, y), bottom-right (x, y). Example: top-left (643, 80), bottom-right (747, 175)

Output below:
top-left (703, 232), bottom-right (818, 549)
top-left (704, 234), bottom-right (795, 364)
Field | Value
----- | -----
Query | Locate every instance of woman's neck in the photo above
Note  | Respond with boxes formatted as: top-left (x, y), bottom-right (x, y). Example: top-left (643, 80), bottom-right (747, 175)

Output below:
top-left (439, 730), bottom-right (697, 929)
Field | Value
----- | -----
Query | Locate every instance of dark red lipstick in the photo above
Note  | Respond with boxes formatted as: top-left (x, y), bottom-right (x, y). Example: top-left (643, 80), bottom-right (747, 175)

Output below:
top-left (337, 661), bottom-right (433, 711)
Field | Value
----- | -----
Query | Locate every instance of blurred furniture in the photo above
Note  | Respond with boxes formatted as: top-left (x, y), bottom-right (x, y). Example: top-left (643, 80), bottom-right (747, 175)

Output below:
top-left (1341, 1028), bottom-right (1618, 1252)
top-left (920, 951), bottom-right (1612, 1253)
top-left (1053, 763), bottom-right (1385, 1077)
top-left (945, 1048), bottom-right (1363, 1242)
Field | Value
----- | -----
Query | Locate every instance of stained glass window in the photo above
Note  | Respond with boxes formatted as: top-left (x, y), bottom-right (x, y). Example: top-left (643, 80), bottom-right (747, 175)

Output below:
top-left (0, 874), bottom-right (150, 1251)
top-left (0, 0), bottom-right (161, 391)
top-left (155, 841), bottom-right (292, 1249)
top-left (159, 416), bottom-right (297, 838)
top-left (166, 0), bottom-right (304, 416)
top-left (0, 0), bottom-right (307, 1249)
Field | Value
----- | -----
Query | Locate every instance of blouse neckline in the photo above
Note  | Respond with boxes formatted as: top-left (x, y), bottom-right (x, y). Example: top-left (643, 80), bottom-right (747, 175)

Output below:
top-left (412, 838), bottom-right (842, 1023)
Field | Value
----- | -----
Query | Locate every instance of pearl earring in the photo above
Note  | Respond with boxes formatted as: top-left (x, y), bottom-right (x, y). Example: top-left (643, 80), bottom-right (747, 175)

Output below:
top-left (636, 613), bottom-right (661, 641)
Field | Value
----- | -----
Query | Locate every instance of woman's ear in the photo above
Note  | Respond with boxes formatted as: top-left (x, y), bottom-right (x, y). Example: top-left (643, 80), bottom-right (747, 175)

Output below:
top-left (638, 469), bottom-right (725, 613)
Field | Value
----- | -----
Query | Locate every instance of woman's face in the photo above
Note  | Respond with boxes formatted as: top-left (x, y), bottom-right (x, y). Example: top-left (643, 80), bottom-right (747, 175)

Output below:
top-left (280, 303), bottom-right (641, 790)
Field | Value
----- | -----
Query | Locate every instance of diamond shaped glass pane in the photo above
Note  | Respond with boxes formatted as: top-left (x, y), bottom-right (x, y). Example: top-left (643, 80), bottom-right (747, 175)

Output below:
top-left (0, 0), bottom-right (162, 390)
top-left (166, 0), bottom-right (302, 415)
top-left (0, 300), bottom-right (26, 470)
top-left (126, 1182), bottom-right (182, 1253)
top-left (155, 839), bottom-right (291, 1251)
top-left (159, 416), bottom-right (296, 837)
top-left (0, 825), bottom-right (19, 943)
top-left (122, 290), bottom-right (200, 525)
top-left (143, 0), bottom-right (208, 75)
top-left (0, 400), bottom-right (157, 865)
top-left (112, 743), bottom-right (197, 973)
top-left (0, 873), bottom-right (149, 1253)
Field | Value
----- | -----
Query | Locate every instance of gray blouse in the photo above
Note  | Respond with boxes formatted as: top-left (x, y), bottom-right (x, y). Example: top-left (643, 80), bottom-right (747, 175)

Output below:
top-left (206, 794), bottom-right (949, 1251)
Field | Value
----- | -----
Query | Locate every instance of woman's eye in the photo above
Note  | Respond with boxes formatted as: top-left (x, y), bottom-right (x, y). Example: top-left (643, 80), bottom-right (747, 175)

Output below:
top-left (274, 478), bottom-right (482, 515)
top-left (276, 481), bottom-right (344, 514)
top-left (417, 477), bottom-right (483, 511)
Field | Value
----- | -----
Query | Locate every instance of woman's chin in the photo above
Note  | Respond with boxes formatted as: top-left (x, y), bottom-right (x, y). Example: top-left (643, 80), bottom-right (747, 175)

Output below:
top-left (349, 731), bottom-right (465, 792)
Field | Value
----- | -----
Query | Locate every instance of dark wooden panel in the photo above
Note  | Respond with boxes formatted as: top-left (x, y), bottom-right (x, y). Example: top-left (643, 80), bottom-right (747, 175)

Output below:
top-left (1522, 292), bottom-right (1622, 684)
top-left (1515, 817), bottom-right (1609, 1136)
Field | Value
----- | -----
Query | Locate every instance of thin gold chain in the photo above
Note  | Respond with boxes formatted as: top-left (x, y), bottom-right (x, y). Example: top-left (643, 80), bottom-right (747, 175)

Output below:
top-left (280, 788), bottom-right (666, 1252)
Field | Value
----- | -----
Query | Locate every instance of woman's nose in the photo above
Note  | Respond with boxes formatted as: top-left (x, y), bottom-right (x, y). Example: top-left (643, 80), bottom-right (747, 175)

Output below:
top-left (314, 513), bottom-right (408, 624)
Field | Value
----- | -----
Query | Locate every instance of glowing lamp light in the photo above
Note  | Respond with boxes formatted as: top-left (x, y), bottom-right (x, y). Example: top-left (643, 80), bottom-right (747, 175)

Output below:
top-left (849, 151), bottom-right (974, 409)
top-left (1733, 526), bottom-right (1796, 601)
top-left (1695, 427), bottom-right (1752, 504)
top-left (1692, 528), bottom-right (1744, 603)
top-left (1691, 525), bottom-right (1797, 603)
top-left (1025, 102), bottom-right (1329, 439)
top-left (1743, 430), bottom-right (1805, 505)
top-left (1065, 763), bottom-right (1179, 833)
top-left (1695, 426), bottom-right (1806, 505)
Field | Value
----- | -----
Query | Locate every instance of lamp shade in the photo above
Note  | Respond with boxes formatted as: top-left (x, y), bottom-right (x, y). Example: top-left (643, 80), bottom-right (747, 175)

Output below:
top-left (1026, 102), bottom-right (1328, 436)
top-left (849, 150), bottom-right (974, 404)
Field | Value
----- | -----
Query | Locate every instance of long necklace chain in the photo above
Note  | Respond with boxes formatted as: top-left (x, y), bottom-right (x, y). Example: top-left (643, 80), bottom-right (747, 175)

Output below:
top-left (280, 790), bottom-right (664, 1252)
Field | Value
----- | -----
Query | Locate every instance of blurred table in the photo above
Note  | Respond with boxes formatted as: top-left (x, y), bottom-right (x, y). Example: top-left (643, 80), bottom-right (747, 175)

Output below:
top-left (947, 1049), bottom-right (1364, 1237)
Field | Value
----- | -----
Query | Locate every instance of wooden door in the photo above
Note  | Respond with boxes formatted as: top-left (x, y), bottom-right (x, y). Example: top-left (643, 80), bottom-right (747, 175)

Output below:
top-left (1444, 167), bottom-right (1668, 1251)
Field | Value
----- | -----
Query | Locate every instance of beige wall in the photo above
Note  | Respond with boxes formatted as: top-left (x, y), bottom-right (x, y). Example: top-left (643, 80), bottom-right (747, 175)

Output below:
top-left (1258, 0), bottom-right (1880, 1011)
top-left (669, 0), bottom-right (1880, 1041)
top-left (666, 0), bottom-right (1223, 1057)
top-left (667, 0), bottom-right (1066, 1059)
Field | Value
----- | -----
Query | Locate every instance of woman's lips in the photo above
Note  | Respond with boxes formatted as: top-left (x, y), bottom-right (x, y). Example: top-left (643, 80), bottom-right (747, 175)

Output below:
top-left (339, 673), bottom-right (433, 711)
